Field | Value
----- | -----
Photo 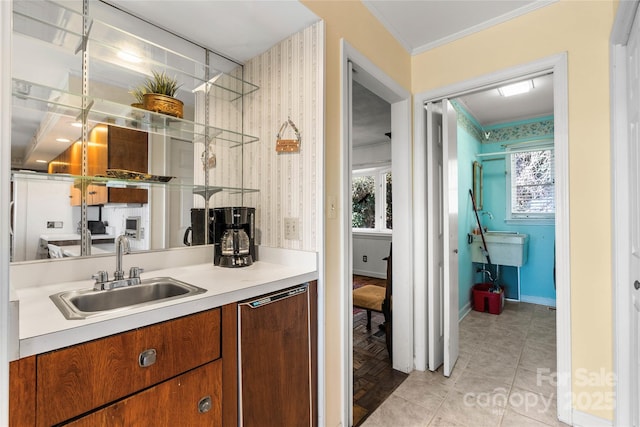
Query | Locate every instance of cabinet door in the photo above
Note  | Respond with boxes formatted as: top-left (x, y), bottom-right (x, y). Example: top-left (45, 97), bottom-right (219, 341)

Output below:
top-left (107, 126), bottom-right (148, 203)
top-left (66, 360), bottom-right (222, 427)
top-left (9, 356), bottom-right (36, 427)
top-left (108, 126), bottom-right (148, 173)
top-left (36, 309), bottom-right (221, 426)
top-left (239, 284), bottom-right (313, 427)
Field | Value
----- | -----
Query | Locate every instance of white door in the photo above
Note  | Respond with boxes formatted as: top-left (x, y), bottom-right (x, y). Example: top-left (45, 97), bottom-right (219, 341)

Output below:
top-left (426, 102), bottom-right (444, 371)
top-left (442, 99), bottom-right (459, 377)
top-left (627, 8), bottom-right (640, 425)
top-left (426, 100), bottom-right (459, 375)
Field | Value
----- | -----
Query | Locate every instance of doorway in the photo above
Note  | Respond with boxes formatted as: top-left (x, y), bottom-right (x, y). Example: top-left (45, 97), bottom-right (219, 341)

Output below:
top-left (350, 78), bottom-right (405, 425)
top-left (413, 53), bottom-right (572, 424)
top-left (340, 40), bottom-right (412, 427)
top-left (452, 73), bottom-right (556, 310)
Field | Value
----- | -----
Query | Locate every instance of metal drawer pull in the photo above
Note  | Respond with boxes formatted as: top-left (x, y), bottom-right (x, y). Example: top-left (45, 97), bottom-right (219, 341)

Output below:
top-left (138, 348), bottom-right (157, 367)
top-left (198, 396), bottom-right (212, 414)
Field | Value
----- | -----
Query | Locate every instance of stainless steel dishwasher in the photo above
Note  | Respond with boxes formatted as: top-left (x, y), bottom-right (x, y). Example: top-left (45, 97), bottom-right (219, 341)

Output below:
top-left (238, 283), bottom-right (314, 427)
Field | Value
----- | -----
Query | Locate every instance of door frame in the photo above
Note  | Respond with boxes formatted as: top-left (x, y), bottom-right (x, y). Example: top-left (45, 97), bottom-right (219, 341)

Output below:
top-left (0, 0), bottom-right (11, 424)
top-left (413, 53), bottom-right (572, 424)
top-left (611, 1), bottom-right (640, 425)
top-left (340, 39), bottom-right (413, 426)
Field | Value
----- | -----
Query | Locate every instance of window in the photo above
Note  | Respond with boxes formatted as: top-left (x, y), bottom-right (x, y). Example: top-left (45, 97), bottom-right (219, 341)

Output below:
top-left (352, 167), bottom-right (392, 231)
top-left (506, 142), bottom-right (555, 222)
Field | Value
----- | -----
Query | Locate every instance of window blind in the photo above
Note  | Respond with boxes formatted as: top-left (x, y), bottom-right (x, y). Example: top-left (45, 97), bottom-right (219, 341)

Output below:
top-left (510, 148), bottom-right (555, 217)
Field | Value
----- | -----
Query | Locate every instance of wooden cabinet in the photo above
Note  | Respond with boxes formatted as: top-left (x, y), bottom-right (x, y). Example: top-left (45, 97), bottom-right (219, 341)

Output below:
top-left (9, 308), bottom-right (221, 427)
top-left (67, 360), bottom-right (222, 427)
top-left (49, 124), bottom-right (149, 205)
top-left (239, 281), bottom-right (317, 427)
top-left (9, 356), bottom-right (36, 427)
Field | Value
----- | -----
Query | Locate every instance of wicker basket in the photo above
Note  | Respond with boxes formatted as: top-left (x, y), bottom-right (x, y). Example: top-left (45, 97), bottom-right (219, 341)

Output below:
top-left (143, 93), bottom-right (184, 118)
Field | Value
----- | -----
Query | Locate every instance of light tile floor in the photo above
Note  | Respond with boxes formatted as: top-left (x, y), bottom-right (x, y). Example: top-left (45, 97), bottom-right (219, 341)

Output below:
top-left (362, 301), bottom-right (568, 427)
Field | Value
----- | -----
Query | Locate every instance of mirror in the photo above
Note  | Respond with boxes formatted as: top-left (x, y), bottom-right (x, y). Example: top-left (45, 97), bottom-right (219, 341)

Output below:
top-left (10, 0), bottom-right (252, 262)
top-left (472, 160), bottom-right (483, 211)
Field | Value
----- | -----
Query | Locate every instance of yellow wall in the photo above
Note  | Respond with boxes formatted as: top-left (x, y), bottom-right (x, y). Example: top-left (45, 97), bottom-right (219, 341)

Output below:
top-left (306, 0), bottom-right (617, 422)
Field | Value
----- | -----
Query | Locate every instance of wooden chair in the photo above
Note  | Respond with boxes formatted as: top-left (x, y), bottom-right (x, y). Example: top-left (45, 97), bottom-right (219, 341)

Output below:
top-left (352, 281), bottom-right (386, 330)
top-left (353, 244), bottom-right (393, 361)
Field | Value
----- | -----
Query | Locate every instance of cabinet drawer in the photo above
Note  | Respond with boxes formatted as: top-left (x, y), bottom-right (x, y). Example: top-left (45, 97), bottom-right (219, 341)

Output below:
top-left (67, 359), bottom-right (222, 427)
top-left (37, 308), bottom-right (221, 426)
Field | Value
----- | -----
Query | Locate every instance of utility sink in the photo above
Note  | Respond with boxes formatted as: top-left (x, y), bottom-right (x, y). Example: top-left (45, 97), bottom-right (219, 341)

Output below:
top-left (50, 277), bottom-right (207, 320)
top-left (471, 231), bottom-right (529, 267)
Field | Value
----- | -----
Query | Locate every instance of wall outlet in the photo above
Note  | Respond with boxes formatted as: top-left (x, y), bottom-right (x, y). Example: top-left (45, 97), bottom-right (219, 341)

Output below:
top-left (284, 217), bottom-right (300, 240)
top-left (47, 221), bottom-right (63, 229)
top-left (363, 255), bottom-right (368, 262)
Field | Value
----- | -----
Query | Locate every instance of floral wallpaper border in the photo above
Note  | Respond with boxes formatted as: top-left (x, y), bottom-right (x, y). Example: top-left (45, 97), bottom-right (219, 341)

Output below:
top-left (452, 100), bottom-right (554, 144)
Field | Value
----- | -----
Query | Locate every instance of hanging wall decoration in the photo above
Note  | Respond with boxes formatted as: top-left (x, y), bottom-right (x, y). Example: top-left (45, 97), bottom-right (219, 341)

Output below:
top-left (276, 117), bottom-right (301, 153)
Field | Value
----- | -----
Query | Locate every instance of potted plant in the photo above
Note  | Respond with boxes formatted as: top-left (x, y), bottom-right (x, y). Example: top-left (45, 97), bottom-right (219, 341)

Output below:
top-left (129, 85), bottom-right (147, 109)
top-left (140, 70), bottom-right (183, 118)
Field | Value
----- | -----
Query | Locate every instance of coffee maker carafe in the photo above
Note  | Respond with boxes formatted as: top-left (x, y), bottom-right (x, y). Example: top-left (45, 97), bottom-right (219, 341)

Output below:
top-left (213, 207), bottom-right (255, 267)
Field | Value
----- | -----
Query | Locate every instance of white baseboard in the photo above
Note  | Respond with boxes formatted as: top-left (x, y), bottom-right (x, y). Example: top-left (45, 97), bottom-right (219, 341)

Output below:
top-left (520, 294), bottom-right (557, 307)
top-left (459, 301), bottom-right (471, 321)
top-left (353, 269), bottom-right (386, 279)
top-left (572, 409), bottom-right (613, 427)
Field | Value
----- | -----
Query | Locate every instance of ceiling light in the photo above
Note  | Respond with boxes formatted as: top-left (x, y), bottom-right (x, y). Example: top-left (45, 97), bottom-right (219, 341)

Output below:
top-left (56, 138), bottom-right (71, 143)
top-left (70, 122), bottom-right (82, 128)
top-left (35, 159), bottom-right (47, 163)
top-left (117, 50), bottom-right (142, 63)
top-left (498, 80), bottom-right (533, 97)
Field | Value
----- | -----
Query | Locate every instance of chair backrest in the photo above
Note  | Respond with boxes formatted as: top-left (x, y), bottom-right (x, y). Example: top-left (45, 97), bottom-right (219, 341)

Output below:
top-left (48, 244), bottom-right (64, 258)
top-left (385, 243), bottom-right (392, 300)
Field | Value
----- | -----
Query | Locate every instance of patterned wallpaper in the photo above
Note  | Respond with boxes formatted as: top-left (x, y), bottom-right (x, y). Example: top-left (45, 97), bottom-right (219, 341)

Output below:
top-left (452, 100), bottom-right (554, 144)
top-left (192, 22), bottom-right (323, 251)
top-left (244, 22), bottom-right (323, 252)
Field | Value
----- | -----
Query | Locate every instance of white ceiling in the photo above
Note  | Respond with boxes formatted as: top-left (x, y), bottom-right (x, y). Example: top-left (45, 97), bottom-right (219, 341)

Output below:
top-left (457, 74), bottom-right (554, 127)
top-left (105, 1), bottom-right (321, 62)
top-left (362, 0), bottom-right (556, 55)
top-left (106, 0), bottom-right (557, 62)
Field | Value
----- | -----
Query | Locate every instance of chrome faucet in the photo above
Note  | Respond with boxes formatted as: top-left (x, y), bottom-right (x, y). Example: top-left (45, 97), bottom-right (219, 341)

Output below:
top-left (114, 234), bottom-right (131, 280)
top-left (92, 234), bottom-right (143, 290)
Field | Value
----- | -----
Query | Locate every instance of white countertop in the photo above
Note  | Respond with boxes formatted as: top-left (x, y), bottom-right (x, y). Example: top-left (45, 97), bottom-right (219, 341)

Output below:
top-left (13, 247), bottom-right (318, 358)
top-left (40, 233), bottom-right (115, 241)
top-left (61, 245), bottom-right (113, 257)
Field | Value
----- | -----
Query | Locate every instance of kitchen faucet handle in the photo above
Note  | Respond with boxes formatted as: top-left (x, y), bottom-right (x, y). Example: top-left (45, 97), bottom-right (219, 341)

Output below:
top-left (91, 271), bottom-right (109, 289)
top-left (129, 266), bottom-right (144, 279)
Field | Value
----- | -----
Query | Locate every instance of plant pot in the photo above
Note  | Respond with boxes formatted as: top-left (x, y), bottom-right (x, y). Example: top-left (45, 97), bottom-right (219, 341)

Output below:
top-left (130, 103), bottom-right (145, 120)
top-left (142, 93), bottom-right (184, 118)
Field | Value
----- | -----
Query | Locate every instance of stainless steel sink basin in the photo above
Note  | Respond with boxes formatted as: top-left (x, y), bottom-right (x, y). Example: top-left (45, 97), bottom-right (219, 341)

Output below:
top-left (50, 277), bottom-right (207, 320)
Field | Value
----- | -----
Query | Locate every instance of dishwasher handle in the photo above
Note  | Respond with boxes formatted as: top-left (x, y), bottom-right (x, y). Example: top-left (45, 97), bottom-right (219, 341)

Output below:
top-left (241, 284), bottom-right (308, 309)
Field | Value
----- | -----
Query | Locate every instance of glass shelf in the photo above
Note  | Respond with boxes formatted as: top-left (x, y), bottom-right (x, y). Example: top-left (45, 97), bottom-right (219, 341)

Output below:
top-left (12, 2), bottom-right (259, 99)
top-left (12, 0), bottom-right (83, 52)
top-left (11, 171), bottom-right (259, 196)
top-left (12, 79), bottom-right (260, 147)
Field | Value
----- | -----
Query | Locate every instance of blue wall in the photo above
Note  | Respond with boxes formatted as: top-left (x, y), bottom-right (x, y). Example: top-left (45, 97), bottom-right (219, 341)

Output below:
top-left (454, 105), bottom-right (557, 309)
top-left (478, 141), bottom-right (556, 306)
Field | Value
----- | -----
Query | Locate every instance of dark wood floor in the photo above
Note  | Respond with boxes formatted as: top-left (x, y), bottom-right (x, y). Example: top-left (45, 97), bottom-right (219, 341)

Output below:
top-left (353, 275), bottom-right (408, 426)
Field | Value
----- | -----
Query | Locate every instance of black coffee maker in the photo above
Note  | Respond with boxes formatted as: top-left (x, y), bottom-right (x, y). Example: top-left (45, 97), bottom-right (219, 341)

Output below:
top-left (213, 207), bottom-right (256, 267)
top-left (183, 208), bottom-right (214, 246)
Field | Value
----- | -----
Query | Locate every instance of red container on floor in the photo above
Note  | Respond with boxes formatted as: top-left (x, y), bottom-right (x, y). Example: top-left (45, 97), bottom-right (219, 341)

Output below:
top-left (472, 283), bottom-right (505, 315)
